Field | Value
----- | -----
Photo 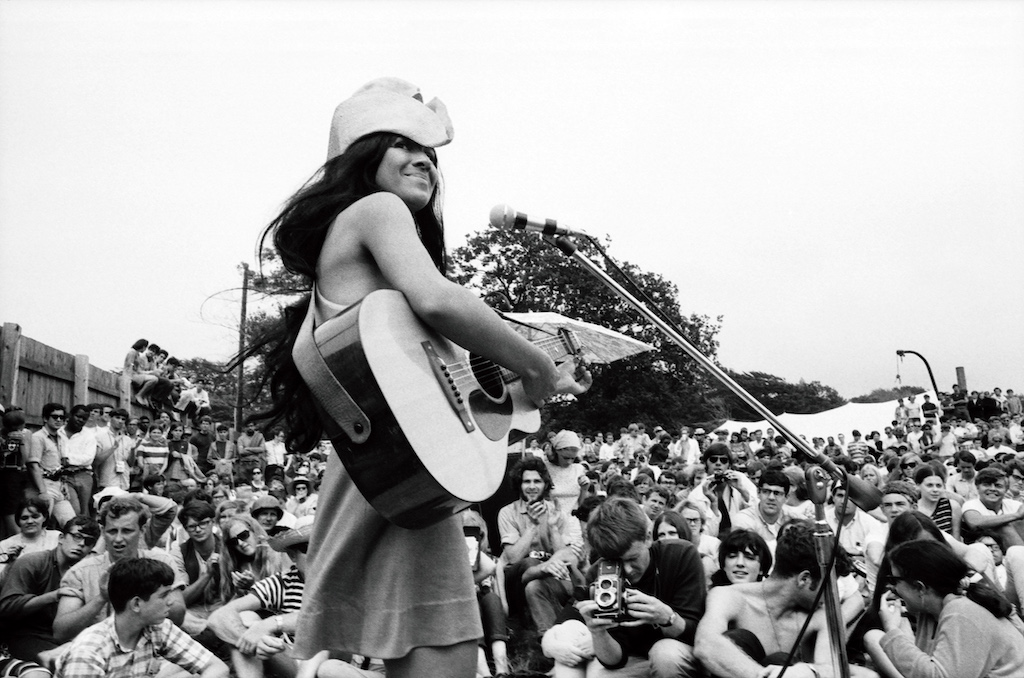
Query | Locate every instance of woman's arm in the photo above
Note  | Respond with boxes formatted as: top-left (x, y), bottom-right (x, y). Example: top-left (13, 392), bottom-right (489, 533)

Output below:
top-left (322, 193), bottom-right (590, 406)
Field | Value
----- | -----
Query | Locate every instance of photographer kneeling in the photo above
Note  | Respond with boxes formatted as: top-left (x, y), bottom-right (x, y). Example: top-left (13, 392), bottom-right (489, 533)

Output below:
top-left (570, 497), bottom-right (706, 677)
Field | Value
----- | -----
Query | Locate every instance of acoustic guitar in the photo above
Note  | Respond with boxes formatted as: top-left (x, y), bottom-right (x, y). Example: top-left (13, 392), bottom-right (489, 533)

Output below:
top-left (309, 289), bottom-right (582, 528)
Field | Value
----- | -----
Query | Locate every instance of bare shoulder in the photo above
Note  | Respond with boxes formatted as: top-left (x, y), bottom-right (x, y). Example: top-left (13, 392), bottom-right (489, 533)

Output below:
top-left (338, 191), bottom-right (414, 229)
top-left (704, 582), bottom-right (756, 618)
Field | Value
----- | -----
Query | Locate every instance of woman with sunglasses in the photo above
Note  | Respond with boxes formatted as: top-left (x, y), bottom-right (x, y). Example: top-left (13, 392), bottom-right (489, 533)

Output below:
top-left (217, 515), bottom-right (283, 603)
top-left (869, 540), bottom-right (1023, 678)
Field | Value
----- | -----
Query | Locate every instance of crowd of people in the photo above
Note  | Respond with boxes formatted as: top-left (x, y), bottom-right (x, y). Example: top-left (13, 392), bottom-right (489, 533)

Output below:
top-left (1, 387), bottom-right (1023, 678)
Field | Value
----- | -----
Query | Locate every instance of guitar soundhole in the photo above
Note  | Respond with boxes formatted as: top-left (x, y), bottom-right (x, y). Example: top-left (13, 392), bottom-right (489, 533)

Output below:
top-left (470, 355), bottom-right (506, 400)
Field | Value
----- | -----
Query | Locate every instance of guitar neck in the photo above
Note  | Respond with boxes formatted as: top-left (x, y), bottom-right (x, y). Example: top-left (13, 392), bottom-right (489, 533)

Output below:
top-left (480, 334), bottom-right (575, 386)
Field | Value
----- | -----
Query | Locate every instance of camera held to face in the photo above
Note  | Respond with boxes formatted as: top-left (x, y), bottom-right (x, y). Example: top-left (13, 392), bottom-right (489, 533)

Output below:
top-left (592, 560), bottom-right (630, 621)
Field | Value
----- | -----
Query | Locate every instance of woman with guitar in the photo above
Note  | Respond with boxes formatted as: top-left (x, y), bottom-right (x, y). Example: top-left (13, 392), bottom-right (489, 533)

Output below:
top-left (239, 77), bottom-right (591, 678)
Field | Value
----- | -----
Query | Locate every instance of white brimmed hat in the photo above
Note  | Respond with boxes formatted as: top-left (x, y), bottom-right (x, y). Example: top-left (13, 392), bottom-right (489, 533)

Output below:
top-left (327, 77), bottom-right (454, 161)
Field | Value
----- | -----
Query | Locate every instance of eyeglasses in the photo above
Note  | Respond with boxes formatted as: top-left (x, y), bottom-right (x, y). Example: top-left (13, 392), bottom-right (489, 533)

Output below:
top-left (251, 470), bottom-right (263, 476)
top-left (707, 456), bottom-right (730, 463)
top-left (66, 532), bottom-right (98, 545)
top-left (50, 414), bottom-right (66, 420)
top-left (185, 519), bottom-right (213, 532)
top-left (900, 462), bottom-right (918, 470)
top-left (228, 530), bottom-right (252, 546)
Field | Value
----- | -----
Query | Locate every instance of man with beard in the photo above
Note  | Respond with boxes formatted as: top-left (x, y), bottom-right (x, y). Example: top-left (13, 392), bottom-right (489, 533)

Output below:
top-left (695, 521), bottom-right (869, 678)
top-left (52, 495), bottom-right (187, 641)
top-left (0, 516), bottom-right (100, 661)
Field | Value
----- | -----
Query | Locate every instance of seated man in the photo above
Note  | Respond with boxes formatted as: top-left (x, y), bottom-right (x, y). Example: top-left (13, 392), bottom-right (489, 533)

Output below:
top-left (572, 496), bottom-right (705, 677)
top-left (688, 443), bottom-right (757, 539)
top-left (497, 457), bottom-right (580, 638)
top-left (173, 501), bottom-right (222, 636)
top-left (695, 521), bottom-right (871, 678)
top-left (54, 557), bottom-right (228, 678)
top-left (962, 466), bottom-right (1024, 547)
top-left (0, 516), bottom-right (100, 661)
top-left (53, 495), bottom-right (187, 643)
top-left (730, 470), bottom-right (792, 555)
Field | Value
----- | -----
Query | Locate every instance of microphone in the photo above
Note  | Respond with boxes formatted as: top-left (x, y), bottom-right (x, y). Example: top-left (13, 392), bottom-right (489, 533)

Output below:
top-left (489, 204), bottom-right (589, 238)
top-left (801, 447), bottom-right (882, 511)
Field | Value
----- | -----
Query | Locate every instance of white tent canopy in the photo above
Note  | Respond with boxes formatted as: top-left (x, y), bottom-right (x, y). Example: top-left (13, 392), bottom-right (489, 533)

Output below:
top-left (719, 391), bottom-right (939, 442)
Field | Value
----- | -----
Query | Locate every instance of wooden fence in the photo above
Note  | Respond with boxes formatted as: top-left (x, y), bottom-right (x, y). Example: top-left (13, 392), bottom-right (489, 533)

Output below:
top-left (0, 322), bottom-right (147, 427)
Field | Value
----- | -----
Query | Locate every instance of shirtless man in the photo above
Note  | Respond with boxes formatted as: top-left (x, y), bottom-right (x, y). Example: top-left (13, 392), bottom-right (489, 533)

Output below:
top-left (694, 521), bottom-right (871, 678)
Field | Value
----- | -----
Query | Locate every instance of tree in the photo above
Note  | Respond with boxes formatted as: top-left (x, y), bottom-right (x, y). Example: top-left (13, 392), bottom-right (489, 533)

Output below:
top-left (850, 385), bottom-right (926, 404)
top-left (448, 229), bottom-right (722, 434)
top-left (708, 370), bottom-right (847, 421)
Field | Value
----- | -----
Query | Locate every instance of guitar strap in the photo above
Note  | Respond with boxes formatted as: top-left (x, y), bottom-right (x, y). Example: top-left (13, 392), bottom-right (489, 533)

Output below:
top-left (291, 292), bottom-right (372, 444)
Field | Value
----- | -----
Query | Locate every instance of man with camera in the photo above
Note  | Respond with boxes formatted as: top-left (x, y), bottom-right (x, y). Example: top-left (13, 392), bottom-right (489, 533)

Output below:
top-left (575, 497), bottom-right (705, 677)
top-left (689, 442), bottom-right (757, 539)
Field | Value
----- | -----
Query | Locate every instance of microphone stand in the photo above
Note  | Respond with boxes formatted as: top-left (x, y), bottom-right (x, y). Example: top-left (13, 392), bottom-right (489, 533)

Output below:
top-left (542, 234), bottom-right (852, 678)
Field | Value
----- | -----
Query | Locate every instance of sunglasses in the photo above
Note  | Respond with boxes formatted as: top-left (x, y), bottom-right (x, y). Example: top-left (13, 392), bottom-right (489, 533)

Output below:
top-left (228, 530), bottom-right (252, 546)
top-left (900, 462), bottom-right (918, 470)
top-left (50, 414), bottom-right (66, 420)
top-left (707, 456), bottom-right (730, 463)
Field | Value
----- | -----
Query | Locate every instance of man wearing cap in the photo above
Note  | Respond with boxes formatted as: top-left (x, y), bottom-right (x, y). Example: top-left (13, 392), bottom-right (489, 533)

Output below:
top-left (250, 496), bottom-right (287, 535)
top-left (284, 476), bottom-right (317, 519)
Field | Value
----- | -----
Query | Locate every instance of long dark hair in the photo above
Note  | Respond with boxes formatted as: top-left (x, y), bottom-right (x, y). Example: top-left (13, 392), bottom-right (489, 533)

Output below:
top-left (234, 132), bottom-right (446, 453)
top-left (889, 539), bottom-right (1012, 619)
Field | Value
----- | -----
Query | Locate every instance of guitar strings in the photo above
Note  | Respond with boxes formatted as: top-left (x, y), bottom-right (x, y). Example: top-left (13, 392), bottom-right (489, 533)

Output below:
top-left (444, 336), bottom-right (571, 391)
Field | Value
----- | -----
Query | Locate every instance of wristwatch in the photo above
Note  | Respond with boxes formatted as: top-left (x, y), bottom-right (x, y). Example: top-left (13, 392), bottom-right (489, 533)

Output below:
top-left (658, 610), bottom-right (676, 628)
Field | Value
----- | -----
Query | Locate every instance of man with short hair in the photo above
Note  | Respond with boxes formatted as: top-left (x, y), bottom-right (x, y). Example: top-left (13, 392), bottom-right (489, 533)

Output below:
top-left (498, 457), bottom-right (579, 638)
top-left (864, 481), bottom-right (919, 590)
top-left (189, 417), bottom-right (216, 476)
top-left (94, 409), bottom-right (133, 491)
top-left (695, 521), bottom-right (868, 678)
top-left (920, 393), bottom-right (940, 423)
top-left (27, 403), bottom-right (76, 528)
top-left (642, 484), bottom-right (674, 520)
top-left (576, 497), bottom-right (705, 677)
top-left (54, 557), bottom-right (228, 678)
top-left (0, 516), bottom-right (100, 661)
top-left (730, 471), bottom-right (792, 553)
top-left (60, 404), bottom-right (99, 517)
top-left (947, 450), bottom-right (979, 501)
top-left (174, 502), bottom-right (222, 627)
top-left (52, 495), bottom-right (186, 641)
top-left (843, 432), bottom-right (868, 464)
top-left (236, 423), bottom-right (267, 481)
top-left (962, 467), bottom-right (1024, 548)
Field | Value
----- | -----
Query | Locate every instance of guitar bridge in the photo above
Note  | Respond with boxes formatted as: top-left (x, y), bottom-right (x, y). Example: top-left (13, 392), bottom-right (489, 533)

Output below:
top-left (422, 341), bottom-right (475, 433)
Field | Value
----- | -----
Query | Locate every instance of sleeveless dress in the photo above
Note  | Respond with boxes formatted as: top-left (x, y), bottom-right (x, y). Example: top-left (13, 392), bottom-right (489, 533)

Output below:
top-left (291, 288), bottom-right (482, 660)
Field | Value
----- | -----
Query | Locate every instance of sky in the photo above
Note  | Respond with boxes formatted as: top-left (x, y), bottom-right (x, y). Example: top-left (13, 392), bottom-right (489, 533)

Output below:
top-left (1, 0), bottom-right (1022, 402)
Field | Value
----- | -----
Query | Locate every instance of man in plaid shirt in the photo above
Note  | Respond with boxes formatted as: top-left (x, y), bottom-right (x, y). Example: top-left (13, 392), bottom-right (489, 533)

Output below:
top-left (55, 558), bottom-right (228, 678)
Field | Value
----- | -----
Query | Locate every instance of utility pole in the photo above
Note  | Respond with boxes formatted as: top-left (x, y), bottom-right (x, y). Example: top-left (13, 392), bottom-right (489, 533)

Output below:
top-left (235, 263), bottom-right (250, 432)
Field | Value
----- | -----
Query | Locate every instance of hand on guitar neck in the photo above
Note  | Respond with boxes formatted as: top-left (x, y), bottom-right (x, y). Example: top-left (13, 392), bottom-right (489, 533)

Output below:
top-left (522, 356), bottom-right (593, 409)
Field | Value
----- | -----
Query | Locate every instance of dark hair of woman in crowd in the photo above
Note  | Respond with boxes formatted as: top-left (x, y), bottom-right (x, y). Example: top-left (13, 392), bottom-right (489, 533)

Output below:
top-left (888, 539), bottom-right (1012, 619)
top-left (652, 510), bottom-right (692, 543)
top-left (230, 132), bottom-right (446, 454)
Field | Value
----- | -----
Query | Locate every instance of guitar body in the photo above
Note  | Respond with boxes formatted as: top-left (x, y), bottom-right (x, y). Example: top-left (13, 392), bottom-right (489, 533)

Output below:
top-left (311, 290), bottom-right (549, 528)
